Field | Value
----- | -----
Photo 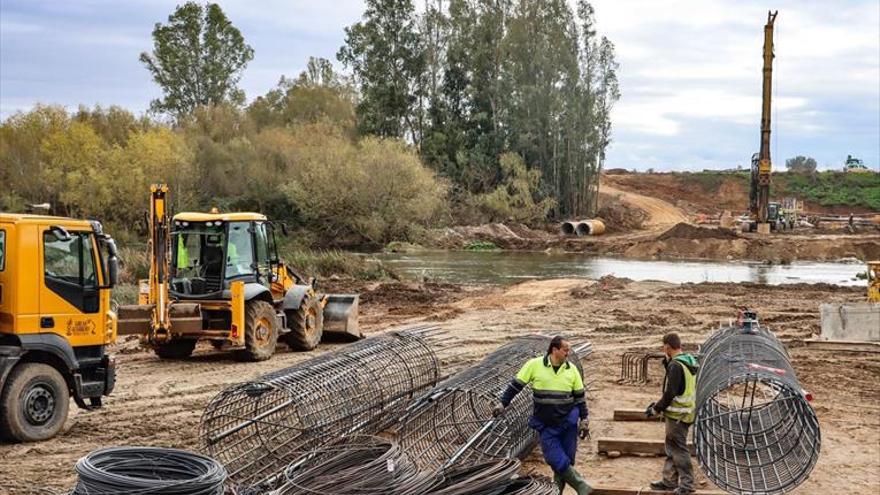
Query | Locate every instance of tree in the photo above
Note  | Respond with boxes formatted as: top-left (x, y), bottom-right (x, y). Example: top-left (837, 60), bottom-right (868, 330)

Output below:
top-left (247, 57), bottom-right (357, 132)
top-left (785, 155), bottom-right (817, 174)
top-left (337, 0), bottom-right (425, 143)
top-left (140, 2), bottom-right (254, 118)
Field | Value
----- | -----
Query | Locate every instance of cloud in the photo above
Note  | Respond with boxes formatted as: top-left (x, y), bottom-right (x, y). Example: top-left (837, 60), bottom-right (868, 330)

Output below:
top-left (1, 0), bottom-right (877, 170)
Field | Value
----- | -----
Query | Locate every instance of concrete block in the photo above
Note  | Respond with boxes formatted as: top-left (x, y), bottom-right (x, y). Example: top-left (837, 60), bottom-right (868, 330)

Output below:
top-left (820, 303), bottom-right (880, 342)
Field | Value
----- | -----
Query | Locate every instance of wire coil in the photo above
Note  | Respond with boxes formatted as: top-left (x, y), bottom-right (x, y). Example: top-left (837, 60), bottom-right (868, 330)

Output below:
top-left (71, 446), bottom-right (227, 495)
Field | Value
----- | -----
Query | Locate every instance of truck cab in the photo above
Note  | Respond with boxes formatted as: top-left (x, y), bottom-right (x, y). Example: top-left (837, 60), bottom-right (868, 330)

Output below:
top-left (0, 214), bottom-right (118, 442)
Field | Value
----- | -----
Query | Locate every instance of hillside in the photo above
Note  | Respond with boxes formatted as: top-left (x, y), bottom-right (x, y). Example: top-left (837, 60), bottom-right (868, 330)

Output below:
top-left (603, 170), bottom-right (880, 216)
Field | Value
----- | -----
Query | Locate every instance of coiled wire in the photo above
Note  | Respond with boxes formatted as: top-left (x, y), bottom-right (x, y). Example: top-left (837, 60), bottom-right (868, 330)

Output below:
top-left (71, 446), bottom-right (227, 495)
top-left (269, 436), bottom-right (554, 495)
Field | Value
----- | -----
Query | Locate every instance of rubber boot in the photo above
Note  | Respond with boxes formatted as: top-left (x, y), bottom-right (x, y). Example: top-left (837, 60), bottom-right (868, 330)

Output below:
top-left (553, 472), bottom-right (565, 494)
top-left (561, 466), bottom-right (592, 495)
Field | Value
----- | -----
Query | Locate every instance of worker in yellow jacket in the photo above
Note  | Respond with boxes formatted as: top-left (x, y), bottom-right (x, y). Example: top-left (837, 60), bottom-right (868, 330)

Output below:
top-left (494, 336), bottom-right (592, 494)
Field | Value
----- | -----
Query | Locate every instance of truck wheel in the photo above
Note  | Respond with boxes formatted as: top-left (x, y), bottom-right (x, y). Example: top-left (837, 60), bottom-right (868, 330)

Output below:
top-left (154, 339), bottom-right (196, 359)
top-left (237, 300), bottom-right (278, 362)
top-left (0, 363), bottom-right (70, 442)
top-left (283, 295), bottom-right (323, 351)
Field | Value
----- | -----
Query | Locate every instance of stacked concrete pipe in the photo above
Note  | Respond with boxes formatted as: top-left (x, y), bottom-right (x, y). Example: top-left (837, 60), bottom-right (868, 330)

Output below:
top-left (560, 219), bottom-right (605, 236)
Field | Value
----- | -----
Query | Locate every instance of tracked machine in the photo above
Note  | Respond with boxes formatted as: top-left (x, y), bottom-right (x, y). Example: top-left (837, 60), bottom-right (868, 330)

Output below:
top-left (745, 11), bottom-right (778, 234)
top-left (118, 185), bottom-right (360, 361)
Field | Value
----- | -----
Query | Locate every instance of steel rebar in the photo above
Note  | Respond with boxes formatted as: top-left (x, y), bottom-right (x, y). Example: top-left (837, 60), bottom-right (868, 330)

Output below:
top-left (272, 436), bottom-right (555, 495)
top-left (199, 327), bottom-right (441, 488)
top-left (694, 311), bottom-right (820, 494)
top-left (396, 335), bottom-right (592, 470)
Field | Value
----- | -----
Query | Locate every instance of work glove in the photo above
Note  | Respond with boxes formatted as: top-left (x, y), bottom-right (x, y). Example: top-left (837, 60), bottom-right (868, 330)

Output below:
top-left (578, 418), bottom-right (590, 440)
top-left (492, 404), bottom-right (506, 417)
top-left (645, 402), bottom-right (657, 418)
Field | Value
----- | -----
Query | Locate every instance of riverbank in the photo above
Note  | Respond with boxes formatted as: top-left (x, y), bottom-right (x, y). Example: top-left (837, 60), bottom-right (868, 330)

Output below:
top-left (1, 278), bottom-right (876, 493)
top-left (424, 222), bottom-right (880, 263)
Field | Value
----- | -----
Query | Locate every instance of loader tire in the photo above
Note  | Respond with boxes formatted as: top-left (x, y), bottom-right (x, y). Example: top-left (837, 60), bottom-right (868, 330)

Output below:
top-left (283, 295), bottom-right (323, 351)
top-left (0, 363), bottom-right (70, 443)
top-left (236, 300), bottom-right (278, 362)
top-left (154, 339), bottom-right (196, 360)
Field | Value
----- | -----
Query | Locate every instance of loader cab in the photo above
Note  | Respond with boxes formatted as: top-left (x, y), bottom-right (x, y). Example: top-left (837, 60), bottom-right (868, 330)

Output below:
top-left (169, 213), bottom-right (279, 298)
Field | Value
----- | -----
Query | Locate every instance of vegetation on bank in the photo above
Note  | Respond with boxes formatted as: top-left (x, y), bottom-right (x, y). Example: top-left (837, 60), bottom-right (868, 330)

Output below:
top-left (670, 170), bottom-right (879, 210)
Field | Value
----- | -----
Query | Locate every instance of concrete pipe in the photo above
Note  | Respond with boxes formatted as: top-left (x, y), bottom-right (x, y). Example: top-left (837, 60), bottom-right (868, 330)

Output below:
top-left (560, 219), bottom-right (605, 236)
top-left (577, 219), bottom-right (605, 236)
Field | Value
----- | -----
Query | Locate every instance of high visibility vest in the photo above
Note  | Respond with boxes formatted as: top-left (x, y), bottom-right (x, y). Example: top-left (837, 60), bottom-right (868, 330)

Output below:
top-left (663, 358), bottom-right (696, 424)
top-left (177, 236), bottom-right (189, 267)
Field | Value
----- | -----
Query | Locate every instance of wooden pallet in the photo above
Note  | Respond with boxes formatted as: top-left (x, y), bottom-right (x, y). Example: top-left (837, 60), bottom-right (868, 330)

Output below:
top-left (597, 437), bottom-right (694, 456)
top-left (613, 408), bottom-right (663, 421)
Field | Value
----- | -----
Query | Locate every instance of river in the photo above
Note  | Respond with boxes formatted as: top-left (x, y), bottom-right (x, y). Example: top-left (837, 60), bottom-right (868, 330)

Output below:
top-left (372, 251), bottom-right (866, 286)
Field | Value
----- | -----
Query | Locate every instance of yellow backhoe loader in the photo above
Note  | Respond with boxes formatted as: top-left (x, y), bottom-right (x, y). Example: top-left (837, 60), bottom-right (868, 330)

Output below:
top-left (117, 185), bottom-right (360, 361)
top-left (0, 214), bottom-right (119, 442)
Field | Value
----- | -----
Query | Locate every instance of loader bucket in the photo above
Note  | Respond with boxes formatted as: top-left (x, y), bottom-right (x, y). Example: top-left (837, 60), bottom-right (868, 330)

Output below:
top-left (117, 304), bottom-right (153, 336)
top-left (116, 303), bottom-right (203, 336)
top-left (322, 294), bottom-right (361, 339)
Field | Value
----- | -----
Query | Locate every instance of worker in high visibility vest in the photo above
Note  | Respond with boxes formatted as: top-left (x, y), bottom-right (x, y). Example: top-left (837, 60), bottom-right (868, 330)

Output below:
top-left (645, 332), bottom-right (698, 495)
top-left (493, 336), bottom-right (592, 494)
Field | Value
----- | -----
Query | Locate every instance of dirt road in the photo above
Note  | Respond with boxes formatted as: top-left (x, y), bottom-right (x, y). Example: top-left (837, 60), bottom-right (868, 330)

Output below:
top-left (1, 279), bottom-right (877, 494)
top-left (600, 184), bottom-right (690, 227)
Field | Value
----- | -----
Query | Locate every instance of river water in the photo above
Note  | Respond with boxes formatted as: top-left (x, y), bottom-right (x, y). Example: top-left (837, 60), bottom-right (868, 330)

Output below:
top-left (373, 251), bottom-right (866, 286)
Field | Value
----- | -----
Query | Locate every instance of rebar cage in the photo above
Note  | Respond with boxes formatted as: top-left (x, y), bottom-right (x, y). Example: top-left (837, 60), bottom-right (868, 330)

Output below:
top-left (396, 335), bottom-right (591, 470)
top-left (199, 327), bottom-right (441, 488)
top-left (694, 314), bottom-right (820, 494)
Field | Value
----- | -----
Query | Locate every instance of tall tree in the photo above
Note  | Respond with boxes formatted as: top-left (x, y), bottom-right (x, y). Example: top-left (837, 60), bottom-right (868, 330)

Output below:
top-left (337, 0), bottom-right (425, 143)
top-left (140, 2), bottom-right (254, 118)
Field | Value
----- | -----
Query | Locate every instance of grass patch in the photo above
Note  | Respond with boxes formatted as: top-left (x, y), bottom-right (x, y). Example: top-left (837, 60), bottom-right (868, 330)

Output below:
top-left (464, 241), bottom-right (498, 251)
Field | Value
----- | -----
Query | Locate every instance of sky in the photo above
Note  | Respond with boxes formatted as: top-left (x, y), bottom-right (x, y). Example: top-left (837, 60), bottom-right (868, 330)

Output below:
top-left (1, 0), bottom-right (878, 171)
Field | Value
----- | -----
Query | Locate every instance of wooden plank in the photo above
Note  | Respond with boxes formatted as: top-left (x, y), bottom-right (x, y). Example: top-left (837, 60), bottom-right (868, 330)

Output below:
top-left (802, 339), bottom-right (880, 353)
top-left (592, 488), bottom-right (725, 495)
top-left (597, 437), bottom-right (694, 456)
top-left (613, 408), bottom-right (662, 421)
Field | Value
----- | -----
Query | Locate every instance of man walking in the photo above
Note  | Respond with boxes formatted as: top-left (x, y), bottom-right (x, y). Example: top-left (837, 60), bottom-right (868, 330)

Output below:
top-left (494, 336), bottom-right (592, 495)
top-left (645, 333), bottom-right (698, 495)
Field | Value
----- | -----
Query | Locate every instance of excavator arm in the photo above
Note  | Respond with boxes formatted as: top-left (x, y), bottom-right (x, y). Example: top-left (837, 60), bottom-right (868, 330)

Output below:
top-left (117, 185), bottom-right (200, 341)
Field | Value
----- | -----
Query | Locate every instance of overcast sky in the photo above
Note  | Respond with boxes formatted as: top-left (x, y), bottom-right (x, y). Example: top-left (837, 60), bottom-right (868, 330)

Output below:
top-left (1, 0), bottom-right (878, 171)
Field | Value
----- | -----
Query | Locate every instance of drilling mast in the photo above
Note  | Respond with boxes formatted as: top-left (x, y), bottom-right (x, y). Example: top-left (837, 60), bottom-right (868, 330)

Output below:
top-left (749, 11), bottom-right (777, 230)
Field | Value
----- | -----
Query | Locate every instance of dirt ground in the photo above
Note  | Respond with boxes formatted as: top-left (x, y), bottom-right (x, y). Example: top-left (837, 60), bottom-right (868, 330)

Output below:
top-left (1, 278), bottom-right (877, 494)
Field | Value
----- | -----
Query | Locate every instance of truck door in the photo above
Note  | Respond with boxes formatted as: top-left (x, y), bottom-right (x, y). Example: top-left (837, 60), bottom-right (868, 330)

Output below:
top-left (38, 227), bottom-right (103, 346)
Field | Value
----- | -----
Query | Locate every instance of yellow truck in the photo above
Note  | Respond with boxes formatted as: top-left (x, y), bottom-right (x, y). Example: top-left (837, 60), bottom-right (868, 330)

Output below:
top-left (0, 214), bottom-right (119, 442)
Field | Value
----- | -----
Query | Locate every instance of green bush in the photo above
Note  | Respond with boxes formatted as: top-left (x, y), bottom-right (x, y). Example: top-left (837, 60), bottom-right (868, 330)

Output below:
top-left (464, 241), bottom-right (498, 251)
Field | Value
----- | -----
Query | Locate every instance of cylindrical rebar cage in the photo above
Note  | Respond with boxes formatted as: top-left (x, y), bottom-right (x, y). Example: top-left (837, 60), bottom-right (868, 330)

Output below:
top-left (694, 316), bottom-right (820, 494)
top-left (396, 335), bottom-right (591, 470)
top-left (199, 327), bottom-right (440, 488)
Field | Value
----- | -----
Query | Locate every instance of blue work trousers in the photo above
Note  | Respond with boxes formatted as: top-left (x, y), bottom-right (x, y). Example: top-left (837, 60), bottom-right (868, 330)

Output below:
top-left (528, 408), bottom-right (580, 474)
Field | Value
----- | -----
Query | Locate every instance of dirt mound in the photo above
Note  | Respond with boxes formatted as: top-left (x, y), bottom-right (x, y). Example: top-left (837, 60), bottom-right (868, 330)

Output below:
top-left (657, 222), bottom-right (739, 241)
top-left (569, 275), bottom-right (633, 299)
top-left (597, 193), bottom-right (648, 232)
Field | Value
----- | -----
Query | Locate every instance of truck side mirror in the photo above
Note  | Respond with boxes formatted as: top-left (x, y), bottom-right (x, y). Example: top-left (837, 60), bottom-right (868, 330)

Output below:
top-left (107, 255), bottom-right (119, 287)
